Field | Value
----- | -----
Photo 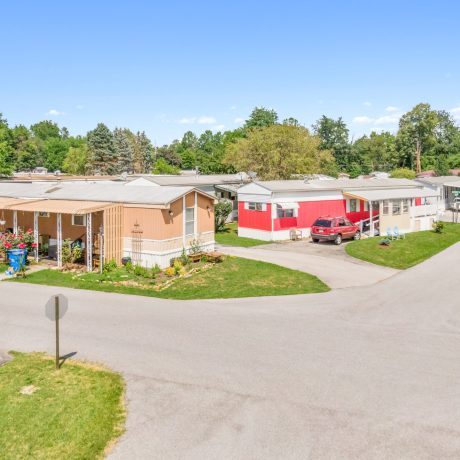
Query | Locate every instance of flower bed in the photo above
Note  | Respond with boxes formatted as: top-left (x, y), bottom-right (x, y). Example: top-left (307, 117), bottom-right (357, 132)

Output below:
top-left (0, 228), bottom-right (36, 254)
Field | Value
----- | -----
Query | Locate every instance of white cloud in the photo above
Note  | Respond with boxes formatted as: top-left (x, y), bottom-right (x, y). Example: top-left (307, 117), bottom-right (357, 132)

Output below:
top-left (75, 105), bottom-right (84, 110)
top-left (212, 124), bottom-right (225, 132)
top-left (450, 106), bottom-right (460, 120)
top-left (197, 116), bottom-right (216, 125)
top-left (353, 116), bottom-right (373, 125)
top-left (234, 117), bottom-right (244, 124)
top-left (385, 106), bottom-right (399, 113)
top-left (46, 109), bottom-right (64, 116)
top-left (374, 115), bottom-right (399, 125)
top-left (362, 101), bottom-right (372, 107)
top-left (178, 117), bottom-right (196, 124)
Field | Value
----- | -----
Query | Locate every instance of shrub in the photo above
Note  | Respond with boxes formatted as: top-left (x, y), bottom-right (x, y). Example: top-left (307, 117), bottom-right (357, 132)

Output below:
top-left (125, 261), bottom-right (133, 273)
top-left (390, 168), bottom-right (416, 179)
top-left (433, 220), bottom-right (444, 233)
top-left (379, 238), bottom-right (391, 246)
top-left (133, 264), bottom-right (150, 278)
top-left (151, 264), bottom-right (161, 276)
top-left (62, 239), bottom-right (84, 265)
top-left (173, 259), bottom-right (183, 275)
top-left (189, 239), bottom-right (203, 255)
top-left (179, 248), bottom-right (190, 266)
top-left (164, 266), bottom-right (175, 277)
top-left (215, 200), bottom-right (233, 232)
top-left (103, 259), bottom-right (117, 273)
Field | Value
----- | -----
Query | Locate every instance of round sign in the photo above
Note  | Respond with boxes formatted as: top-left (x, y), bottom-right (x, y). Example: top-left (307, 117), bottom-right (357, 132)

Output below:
top-left (45, 294), bottom-right (68, 321)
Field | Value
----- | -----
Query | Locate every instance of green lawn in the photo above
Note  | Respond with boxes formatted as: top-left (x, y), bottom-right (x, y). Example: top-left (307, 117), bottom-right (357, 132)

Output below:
top-left (346, 223), bottom-right (460, 269)
top-left (0, 352), bottom-right (125, 460)
top-left (215, 223), bottom-right (270, 247)
top-left (10, 256), bottom-right (329, 299)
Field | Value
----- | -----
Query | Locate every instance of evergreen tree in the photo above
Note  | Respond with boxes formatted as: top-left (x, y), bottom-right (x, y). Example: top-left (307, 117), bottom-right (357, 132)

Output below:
top-left (244, 107), bottom-right (278, 130)
top-left (113, 128), bottom-right (134, 174)
top-left (133, 131), bottom-right (153, 173)
top-left (87, 123), bottom-right (117, 175)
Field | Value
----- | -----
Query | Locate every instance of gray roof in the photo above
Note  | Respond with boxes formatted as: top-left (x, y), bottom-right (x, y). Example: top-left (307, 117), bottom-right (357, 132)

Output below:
top-left (0, 181), bottom-right (205, 206)
top-left (253, 178), bottom-right (419, 192)
top-left (130, 173), bottom-right (248, 186)
top-left (416, 176), bottom-right (460, 185)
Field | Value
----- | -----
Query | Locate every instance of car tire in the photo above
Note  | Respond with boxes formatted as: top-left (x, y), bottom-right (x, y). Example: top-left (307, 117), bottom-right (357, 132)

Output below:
top-left (312, 238), bottom-right (319, 243)
top-left (334, 234), bottom-right (342, 245)
top-left (354, 231), bottom-right (361, 240)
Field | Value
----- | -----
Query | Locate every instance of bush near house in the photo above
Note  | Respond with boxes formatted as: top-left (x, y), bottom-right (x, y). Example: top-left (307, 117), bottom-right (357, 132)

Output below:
top-left (346, 223), bottom-right (460, 269)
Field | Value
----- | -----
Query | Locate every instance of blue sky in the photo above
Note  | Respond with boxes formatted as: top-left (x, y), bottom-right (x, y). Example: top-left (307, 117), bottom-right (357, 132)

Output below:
top-left (1, 1), bottom-right (459, 144)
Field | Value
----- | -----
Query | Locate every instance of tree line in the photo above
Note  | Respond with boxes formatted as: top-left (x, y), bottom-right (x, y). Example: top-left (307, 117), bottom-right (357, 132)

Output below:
top-left (1, 102), bottom-right (459, 179)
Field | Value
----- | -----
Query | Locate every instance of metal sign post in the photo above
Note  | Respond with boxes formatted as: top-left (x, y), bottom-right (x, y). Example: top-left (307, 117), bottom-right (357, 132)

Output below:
top-left (45, 294), bottom-right (68, 370)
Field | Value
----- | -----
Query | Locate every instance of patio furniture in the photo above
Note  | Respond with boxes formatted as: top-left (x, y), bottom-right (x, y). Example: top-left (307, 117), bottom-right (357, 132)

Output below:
top-left (386, 227), bottom-right (395, 240)
top-left (393, 226), bottom-right (405, 239)
top-left (290, 229), bottom-right (302, 241)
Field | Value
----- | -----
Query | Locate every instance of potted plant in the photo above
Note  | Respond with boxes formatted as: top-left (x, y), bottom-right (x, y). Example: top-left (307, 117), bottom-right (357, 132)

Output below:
top-left (0, 229), bottom-right (36, 272)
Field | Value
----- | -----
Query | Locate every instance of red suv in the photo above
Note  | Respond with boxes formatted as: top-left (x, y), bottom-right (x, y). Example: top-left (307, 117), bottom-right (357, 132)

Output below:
top-left (311, 216), bottom-right (360, 245)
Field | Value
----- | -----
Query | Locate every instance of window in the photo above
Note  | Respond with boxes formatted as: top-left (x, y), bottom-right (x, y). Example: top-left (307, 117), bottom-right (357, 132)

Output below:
top-left (349, 199), bottom-right (357, 212)
top-left (382, 200), bottom-right (389, 215)
top-left (38, 212), bottom-right (50, 218)
top-left (402, 199), bottom-right (409, 213)
top-left (392, 200), bottom-right (401, 215)
top-left (72, 214), bottom-right (86, 226)
top-left (312, 218), bottom-right (332, 227)
top-left (247, 202), bottom-right (266, 211)
top-left (338, 218), bottom-right (347, 227)
top-left (276, 205), bottom-right (294, 218)
top-left (364, 201), bottom-right (369, 212)
top-left (185, 207), bottom-right (195, 235)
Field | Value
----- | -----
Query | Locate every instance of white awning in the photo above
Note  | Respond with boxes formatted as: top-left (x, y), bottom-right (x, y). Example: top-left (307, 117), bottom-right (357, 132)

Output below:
top-left (343, 188), bottom-right (438, 202)
top-left (276, 202), bottom-right (299, 209)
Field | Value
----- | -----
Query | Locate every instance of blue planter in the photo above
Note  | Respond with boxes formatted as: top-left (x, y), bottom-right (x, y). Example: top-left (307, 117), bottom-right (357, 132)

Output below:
top-left (7, 249), bottom-right (28, 273)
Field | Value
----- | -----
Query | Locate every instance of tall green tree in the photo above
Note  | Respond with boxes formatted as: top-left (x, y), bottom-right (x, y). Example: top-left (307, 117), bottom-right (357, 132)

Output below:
top-left (134, 131), bottom-right (153, 174)
top-left (0, 141), bottom-right (13, 176)
top-left (62, 144), bottom-right (89, 175)
top-left (224, 124), bottom-right (335, 180)
top-left (312, 116), bottom-right (353, 171)
top-left (43, 137), bottom-right (69, 171)
top-left (244, 107), bottom-right (278, 130)
top-left (87, 123), bottom-right (117, 175)
top-left (113, 128), bottom-right (134, 173)
top-left (352, 131), bottom-right (397, 173)
top-left (30, 120), bottom-right (61, 141)
top-left (396, 103), bottom-right (439, 173)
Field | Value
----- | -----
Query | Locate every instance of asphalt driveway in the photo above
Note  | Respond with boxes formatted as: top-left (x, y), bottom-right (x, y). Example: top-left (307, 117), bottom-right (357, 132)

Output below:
top-left (1, 243), bottom-right (460, 458)
top-left (218, 239), bottom-right (398, 289)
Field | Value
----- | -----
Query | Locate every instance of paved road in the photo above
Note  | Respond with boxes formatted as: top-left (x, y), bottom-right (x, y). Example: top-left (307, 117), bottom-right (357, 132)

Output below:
top-left (1, 244), bottom-right (460, 459)
top-left (217, 240), bottom-right (398, 289)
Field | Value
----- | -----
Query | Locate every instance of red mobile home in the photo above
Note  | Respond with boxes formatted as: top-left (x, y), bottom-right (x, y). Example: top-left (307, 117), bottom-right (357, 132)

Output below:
top-left (237, 179), bottom-right (440, 241)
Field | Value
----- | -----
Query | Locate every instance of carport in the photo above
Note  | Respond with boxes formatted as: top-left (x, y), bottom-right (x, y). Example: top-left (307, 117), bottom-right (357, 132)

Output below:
top-left (1, 199), bottom-right (123, 270)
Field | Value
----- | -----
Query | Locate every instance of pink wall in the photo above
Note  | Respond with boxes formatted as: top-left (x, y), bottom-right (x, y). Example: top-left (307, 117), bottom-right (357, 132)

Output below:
top-left (238, 202), bottom-right (272, 231)
top-left (274, 217), bottom-right (297, 230)
top-left (239, 199), bottom-right (379, 231)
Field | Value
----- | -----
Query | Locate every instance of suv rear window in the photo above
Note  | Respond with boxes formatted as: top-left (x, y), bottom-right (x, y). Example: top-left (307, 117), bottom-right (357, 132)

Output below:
top-left (313, 219), bottom-right (332, 227)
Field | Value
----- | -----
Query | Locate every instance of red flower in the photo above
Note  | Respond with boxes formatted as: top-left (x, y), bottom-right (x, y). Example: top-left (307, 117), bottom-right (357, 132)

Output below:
top-left (4, 242), bottom-right (11, 249)
top-left (18, 243), bottom-right (27, 249)
top-left (31, 243), bottom-right (37, 248)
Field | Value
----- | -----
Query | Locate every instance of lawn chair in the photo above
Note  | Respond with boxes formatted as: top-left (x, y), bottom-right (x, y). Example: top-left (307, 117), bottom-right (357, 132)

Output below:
top-left (386, 227), bottom-right (394, 240)
top-left (393, 226), bottom-right (405, 239)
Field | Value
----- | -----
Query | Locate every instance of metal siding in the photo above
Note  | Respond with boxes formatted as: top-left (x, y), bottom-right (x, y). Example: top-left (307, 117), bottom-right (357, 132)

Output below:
top-left (238, 202), bottom-right (272, 231)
